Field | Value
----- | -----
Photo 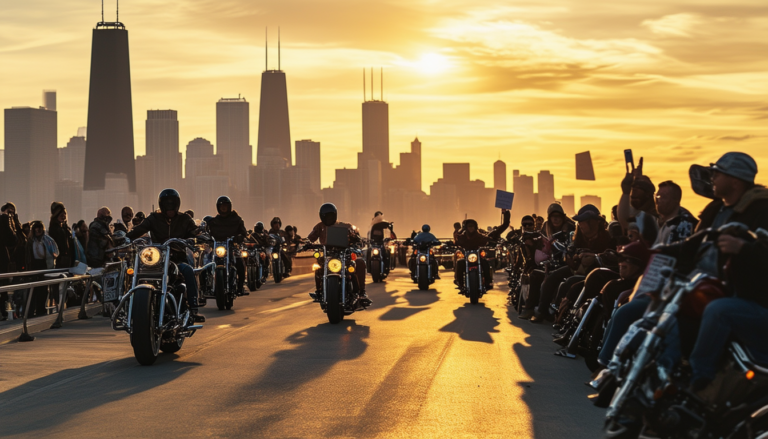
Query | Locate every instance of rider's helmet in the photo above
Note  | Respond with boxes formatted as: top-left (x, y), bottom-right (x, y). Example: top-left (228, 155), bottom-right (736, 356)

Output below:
top-left (254, 222), bottom-right (264, 233)
top-left (158, 189), bottom-right (181, 215)
top-left (373, 211), bottom-right (383, 218)
top-left (422, 224), bottom-right (431, 233)
top-left (132, 211), bottom-right (146, 226)
top-left (319, 203), bottom-right (338, 227)
top-left (216, 196), bottom-right (232, 215)
top-left (270, 217), bottom-right (282, 228)
top-left (465, 219), bottom-right (479, 233)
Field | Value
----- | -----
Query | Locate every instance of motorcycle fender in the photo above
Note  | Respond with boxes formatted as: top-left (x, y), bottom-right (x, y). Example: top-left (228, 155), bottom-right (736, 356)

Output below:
top-left (126, 285), bottom-right (157, 332)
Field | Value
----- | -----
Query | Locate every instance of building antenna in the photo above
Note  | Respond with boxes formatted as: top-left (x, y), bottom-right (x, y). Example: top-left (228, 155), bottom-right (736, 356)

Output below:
top-left (278, 27), bottom-right (281, 71)
top-left (101, 0), bottom-right (104, 23)
top-left (381, 67), bottom-right (383, 101)
top-left (265, 27), bottom-right (268, 71)
top-left (370, 67), bottom-right (374, 101)
top-left (116, 0), bottom-right (119, 22)
top-left (363, 68), bottom-right (366, 101)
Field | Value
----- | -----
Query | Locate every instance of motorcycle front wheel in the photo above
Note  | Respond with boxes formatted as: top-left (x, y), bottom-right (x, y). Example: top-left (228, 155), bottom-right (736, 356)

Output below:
top-left (273, 262), bottom-right (283, 284)
top-left (418, 268), bottom-right (429, 291)
top-left (370, 260), bottom-right (381, 283)
top-left (247, 266), bottom-right (258, 292)
top-left (325, 276), bottom-right (344, 324)
top-left (130, 288), bottom-right (160, 366)
top-left (215, 269), bottom-right (227, 310)
top-left (468, 270), bottom-right (481, 304)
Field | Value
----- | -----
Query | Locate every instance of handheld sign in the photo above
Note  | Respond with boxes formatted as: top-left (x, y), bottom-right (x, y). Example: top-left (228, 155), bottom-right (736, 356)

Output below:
top-left (495, 190), bottom-right (514, 210)
top-left (632, 254), bottom-right (676, 299)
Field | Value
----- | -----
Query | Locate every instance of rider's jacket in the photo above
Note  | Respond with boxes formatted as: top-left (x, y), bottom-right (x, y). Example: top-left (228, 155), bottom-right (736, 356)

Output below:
top-left (126, 212), bottom-right (198, 262)
top-left (413, 231), bottom-right (437, 244)
top-left (208, 211), bottom-right (247, 242)
top-left (456, 211), bottom-right (510, 251)
top-left (369, 219), bottom-right (395, 243)
top-left (308, 221), bottom-right (358, 246)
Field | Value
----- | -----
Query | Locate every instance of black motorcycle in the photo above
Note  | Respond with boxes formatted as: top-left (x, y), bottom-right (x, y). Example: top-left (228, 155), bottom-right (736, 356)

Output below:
top-left (368, 238), bottom-right (394, 283)
top-left (243, 242), bottom-right (267, 292)
top-left (458, 246), bottom-right (493, 304)
top-left (111, 237), bottom-right (206, 366)
top-left (270, 234), bottom-right (288, 284)
top-left (409, 240), bottom-right (443, 290)
top-left (210, 237), bottom-right (241, 310)
top-left (303, 230), bottom-right (366, 324)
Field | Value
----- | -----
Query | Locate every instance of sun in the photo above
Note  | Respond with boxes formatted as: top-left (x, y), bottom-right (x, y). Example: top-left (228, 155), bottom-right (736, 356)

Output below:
top-left (413, 53), bottom-right (451, 75)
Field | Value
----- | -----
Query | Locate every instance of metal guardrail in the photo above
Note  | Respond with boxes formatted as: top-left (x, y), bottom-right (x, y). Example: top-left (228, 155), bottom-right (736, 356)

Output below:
top-left (0, 269), bottom-right (102, 342)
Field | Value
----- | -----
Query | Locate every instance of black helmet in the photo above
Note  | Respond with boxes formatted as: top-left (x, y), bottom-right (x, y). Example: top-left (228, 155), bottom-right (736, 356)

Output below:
top-left (422, 224), bottom-right (431, 233)
top-left (202, 215), bottom-right (214, 224)
top-left (254, 222), bottom-right (264, 232)
top-left (374, 211), bottom-right (383, 217)
top-left (132, 211), bottom-right (146, 226)
top-left (319, 203), bottom-right (337, 227)
top-left (158, 189), bottom-right (181, 214)
top-left (465, 219), bottom-right (479, 230)
top-left (270, 217), bottom-right (282, 227)
top-left (216, 196), bottom-right (232, 215)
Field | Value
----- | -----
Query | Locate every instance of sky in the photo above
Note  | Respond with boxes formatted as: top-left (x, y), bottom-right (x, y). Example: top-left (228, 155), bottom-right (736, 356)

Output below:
top-left (1, 0), bottom-right (767, 215)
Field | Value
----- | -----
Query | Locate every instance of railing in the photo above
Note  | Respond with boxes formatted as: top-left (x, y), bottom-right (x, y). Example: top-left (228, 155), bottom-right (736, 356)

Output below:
top-left (0, 269), bottom-right (103, 342)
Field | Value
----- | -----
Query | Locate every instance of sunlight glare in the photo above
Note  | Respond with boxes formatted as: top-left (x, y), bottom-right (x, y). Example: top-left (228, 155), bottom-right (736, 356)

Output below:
top-left (413, 53), bottom-right (451, 75)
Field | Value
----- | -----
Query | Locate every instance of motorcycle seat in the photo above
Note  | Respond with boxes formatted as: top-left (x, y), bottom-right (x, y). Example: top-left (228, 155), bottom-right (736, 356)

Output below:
top-left (731, 341), bottom-right (768, 375)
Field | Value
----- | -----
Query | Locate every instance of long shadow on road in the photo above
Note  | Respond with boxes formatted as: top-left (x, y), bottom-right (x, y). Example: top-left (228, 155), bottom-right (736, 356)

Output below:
top-left (230, 320), bottom-right (369, 434)
top-left (0, 356), bottom-right (199, 436)
top-left (440, 303), bottom-right (500, 343)
top-left (507, 303), bottom-right (604, 438)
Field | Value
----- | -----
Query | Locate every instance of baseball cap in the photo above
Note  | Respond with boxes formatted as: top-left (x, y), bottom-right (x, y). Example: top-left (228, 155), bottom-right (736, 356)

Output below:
top-left (572, 204), bottom-right (601, 222)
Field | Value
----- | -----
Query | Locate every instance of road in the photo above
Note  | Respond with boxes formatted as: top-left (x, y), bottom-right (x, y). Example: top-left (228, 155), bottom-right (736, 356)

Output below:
top-left (0, 269), bottom-right (604, 438)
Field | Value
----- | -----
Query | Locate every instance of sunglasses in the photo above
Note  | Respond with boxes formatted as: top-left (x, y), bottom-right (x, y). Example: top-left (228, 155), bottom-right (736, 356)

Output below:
top-left (522, 223), bottom-right (535, 228)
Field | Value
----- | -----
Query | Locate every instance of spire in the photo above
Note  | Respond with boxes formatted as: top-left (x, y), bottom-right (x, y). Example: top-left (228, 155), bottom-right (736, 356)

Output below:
top-left (363, 68), bottom-right (366, 101)
top-left (278, 27), bottom-right (281, 71)
top-left (381, 67), bottom-right (383, 101)
top-left (265, 27), bottom-right (268, 71)
top-left (116, 0), bottom-right (119, 22)
top-left (370, 67), bottom-right (373, 102)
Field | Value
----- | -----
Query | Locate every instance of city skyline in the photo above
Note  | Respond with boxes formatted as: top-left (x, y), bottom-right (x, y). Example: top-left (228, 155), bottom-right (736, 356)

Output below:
top-left (1, 1), bottom-right (766, 218)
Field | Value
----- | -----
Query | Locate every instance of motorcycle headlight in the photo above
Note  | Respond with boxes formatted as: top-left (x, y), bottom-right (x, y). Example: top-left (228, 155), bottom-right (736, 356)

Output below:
top-left (328, 259), bottom-right (342, 273)
top-left (468, 254), bottom-right (478, 263)
top-left (139, 247), bottom-right (162, 266)
top-left (241, 251), bottom-right (249, 258)
top-left (215, 246), bottom-right (227, 257)
top-left (373, 249), bottom-right (380, 256)
top-left (272, 253), bottom-right (279, 260)
top-left (312, 263), bottom-right (321, 271)
top-left (419, 255), bottom-right (427, 262)
top-left (389, 245), bottom-right (395, 253)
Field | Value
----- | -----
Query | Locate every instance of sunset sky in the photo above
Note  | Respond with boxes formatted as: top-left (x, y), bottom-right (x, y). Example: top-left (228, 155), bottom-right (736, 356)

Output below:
top-left (2, 0), bottom-right (767, 215)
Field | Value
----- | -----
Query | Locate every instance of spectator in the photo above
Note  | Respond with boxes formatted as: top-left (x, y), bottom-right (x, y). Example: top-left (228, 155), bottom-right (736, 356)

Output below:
top-left (24, 221), bottom-right (59, 317)
top-left (0, 203), bottom-right (25, 320)
top-left (540, 203), bottom-right (575, 239)
top-left (653, 180), bottom-right (698, 247)
top-left (75, 220), bottom-right (88, 250)
top-left (132, 211), bottom-right (146, 228)
top-left (48, 202), bottom-right (75, 268)
top-left (121, 206), bottom-right (134, 231)
top-left (87, 207), bottom-right (114, 268)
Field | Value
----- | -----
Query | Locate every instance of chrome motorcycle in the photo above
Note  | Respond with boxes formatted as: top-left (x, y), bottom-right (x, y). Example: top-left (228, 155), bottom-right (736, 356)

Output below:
top-left (303, 240), bottom-right (366, 324)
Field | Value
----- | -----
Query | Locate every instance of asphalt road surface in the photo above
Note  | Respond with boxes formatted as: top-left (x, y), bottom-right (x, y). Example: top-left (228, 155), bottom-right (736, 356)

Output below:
top-left (0, 269), bottom-right (604, 438)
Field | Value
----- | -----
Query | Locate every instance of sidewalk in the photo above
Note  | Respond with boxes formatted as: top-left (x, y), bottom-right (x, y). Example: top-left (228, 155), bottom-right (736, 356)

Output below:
top-left (0, 303), bottom-right (103, 345)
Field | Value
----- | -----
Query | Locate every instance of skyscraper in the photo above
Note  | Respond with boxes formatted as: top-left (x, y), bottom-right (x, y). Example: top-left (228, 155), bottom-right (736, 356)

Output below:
top-left (581, 195), bottom-right (603, 212)
top-left (512, 171), bottom-right (535, 220)
top-left (560, 195), bottom-right (576, 217)
top-left (295, 139), bottom-right (321, 194)
top-left (185, 137), bottom-right (224, 214)
top-left (83, 21), bottom-right (136, 191)
top-left (58, 132), bottom-right (86, 184)
top-left (494, 160), bottom-right (507, 191)
top-left (537, 170), bottom-right (555, 214)
top-left (362, 96), bottom-right (389, 166)
top-left (256, 31), bottom-right (291, 165)
top-left (43, 90), bottom-right (56, 111)
top-left (145, 109), bottom-right (182, 194)
top-left (216, 97), bottom-right (251, 192)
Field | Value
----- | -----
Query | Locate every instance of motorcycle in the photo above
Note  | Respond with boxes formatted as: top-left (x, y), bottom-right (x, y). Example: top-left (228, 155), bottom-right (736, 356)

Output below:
top-left (243, 242), bottom-right (267, 292)
top-left (302, 229), bottom-right (366, 324)
top-left (209, 237), bottom-right (242, 310)
top-left (368, 238), bottom-right (394, 283)
top-left (111, 236), bottom-right (209, 366)
top-left (270, 233), bottom-right (288, 283)
top-left (409, 240), bottom-right (443, 291)
top-left (599, 223), bottom-right (768, 439)
top-left (457, 245), bottom-right (494, 304)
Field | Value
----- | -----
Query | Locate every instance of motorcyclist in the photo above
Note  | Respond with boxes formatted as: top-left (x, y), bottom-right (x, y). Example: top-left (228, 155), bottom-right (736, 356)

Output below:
top-left (454, 209), bottom-right (510, 291)
top-left (368, 211), bottom-right (397, 275)
top-left (207, 196), bottom-right (248, 296)
top-left (307, 203), bottom-right (370, 306)
top-left (126, 189), bottom-right (204, 323)
top-left (247, 222), bottom-right (271, 271)
top-left (659, 153), bottom-right (768, 392)
top-left (408, 224), bottom-right (440, 279)
top-left (268, 217), bottom-right (292, 278)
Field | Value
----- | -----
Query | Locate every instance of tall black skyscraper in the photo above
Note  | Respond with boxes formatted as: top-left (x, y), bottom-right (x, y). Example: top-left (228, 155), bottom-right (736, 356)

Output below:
top-left (256, 29), bottom-right (292, 166)
top-left (83, 19), bottom-right (136, 191)
top-left (362, 68), bottom-right (390, 166)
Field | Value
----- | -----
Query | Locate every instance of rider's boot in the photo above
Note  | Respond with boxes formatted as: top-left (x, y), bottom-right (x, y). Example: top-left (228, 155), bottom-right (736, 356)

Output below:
top-left (358, 290), bottom-right (372, 307)
top-left (189, 295), bottom-right (205, 323)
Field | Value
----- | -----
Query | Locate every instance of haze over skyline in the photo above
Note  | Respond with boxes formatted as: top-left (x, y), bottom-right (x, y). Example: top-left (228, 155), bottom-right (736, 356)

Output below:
top-left (2, 0), bottom-right (767, 215)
